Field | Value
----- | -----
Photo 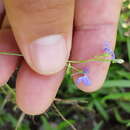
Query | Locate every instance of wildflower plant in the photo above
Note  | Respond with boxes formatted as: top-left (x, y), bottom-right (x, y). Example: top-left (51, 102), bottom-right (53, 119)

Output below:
top-left (0, 42), bottom-right (124, 87)
top-left (67, 42), bottom-right (124, 87)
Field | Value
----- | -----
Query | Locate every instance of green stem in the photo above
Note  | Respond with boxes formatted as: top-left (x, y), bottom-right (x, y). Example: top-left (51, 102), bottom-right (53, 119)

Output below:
top-left (0, 52), bottom-right (23, 56)
top-left (68, 58), bottom-right (111, 64)
top-left (5, 84), bottom-right (16, 97)
top-left (15, 113), bottom-right (25, 130)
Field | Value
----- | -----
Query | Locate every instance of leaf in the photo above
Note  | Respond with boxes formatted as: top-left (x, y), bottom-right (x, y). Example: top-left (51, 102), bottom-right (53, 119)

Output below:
top-left (102, 92), bottom-right (130, 103)
top-left (103, 80), bottom-right (130, 88)
top-left (116, 70), bottom-right (130, 80)
top-left (57, 120), bottom-right (75, 130)
top-left (114, 108), bottom-right (130, 125)
top-left (93, 121), bottom-right (104, 130)
top-left (118, 102), bottom-right (130, 113)
top-left (5, 113), bottom-right (17, 127)
top-left (127, 38), bottom-right (130, 63)
top-left (93, 100), bottom-right (109, 120)
top-left (41, 116), bottom-right (55, 130)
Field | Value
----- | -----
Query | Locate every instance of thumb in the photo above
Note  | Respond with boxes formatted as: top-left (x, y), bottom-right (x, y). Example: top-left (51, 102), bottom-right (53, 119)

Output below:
top-left (4, 0), bottom-right (74, 75)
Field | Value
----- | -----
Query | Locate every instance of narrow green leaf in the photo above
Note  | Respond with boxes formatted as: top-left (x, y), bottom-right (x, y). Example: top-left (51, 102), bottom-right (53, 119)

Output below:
top-left (118, 102), bottom-right (130, 113)
top-left (57, 120), bottom-right (75, 130)
top-left (103, 80), bottom-right (130, 88)
top-left (116, 70), bottom-right (130, 80)
top-left (102, 92), bottom-right (130, 103)
top-left (41, 116), bottom-right (55, 130)
top-left (94, 100), bottom-right (109, 120)
top-left (127, 38), bottom-right (130, 62)
top-left (114, 108), bottom-right (130, 125)
top-left (93, 121), bottom-right (104, 130)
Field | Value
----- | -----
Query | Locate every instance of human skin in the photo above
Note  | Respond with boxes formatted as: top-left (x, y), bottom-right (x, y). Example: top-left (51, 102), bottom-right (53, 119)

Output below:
top-left (0, 0), bottom-right (122, 115)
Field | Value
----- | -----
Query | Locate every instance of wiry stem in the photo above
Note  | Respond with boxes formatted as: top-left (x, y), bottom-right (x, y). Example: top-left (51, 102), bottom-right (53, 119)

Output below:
top-left (15, 113), bottom-right (25, 130)
top-left (0, 52), bottom-right (23, 56)
top-left (68, 58), bottom-right (112, 64)
top-left (53, 104), bottom-right (77, 130)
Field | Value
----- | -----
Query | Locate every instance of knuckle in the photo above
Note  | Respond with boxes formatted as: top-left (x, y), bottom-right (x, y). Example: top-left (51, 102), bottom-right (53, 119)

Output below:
top-left (75, 22), bottom-right (117, 31)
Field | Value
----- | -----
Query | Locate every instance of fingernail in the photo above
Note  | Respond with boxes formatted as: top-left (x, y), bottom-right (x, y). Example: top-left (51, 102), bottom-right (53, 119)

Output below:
top-left (29, 35), bottom-right (67, 75)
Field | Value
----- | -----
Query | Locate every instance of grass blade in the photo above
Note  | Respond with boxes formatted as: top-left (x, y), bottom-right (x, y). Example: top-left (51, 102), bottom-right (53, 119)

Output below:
top-left (103, 80), bottom-right (130, 88)
top-left (127, 38), bottom-right (130, 62)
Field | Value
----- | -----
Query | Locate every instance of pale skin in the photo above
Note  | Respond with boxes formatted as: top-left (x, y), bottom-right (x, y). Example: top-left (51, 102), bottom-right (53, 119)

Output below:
top-left (0, 0), bottom-right (122, 115)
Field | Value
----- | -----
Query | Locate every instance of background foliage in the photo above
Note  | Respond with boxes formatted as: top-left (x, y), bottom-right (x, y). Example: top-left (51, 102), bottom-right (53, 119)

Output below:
top-left (0, 1), bottom-right (130, 130)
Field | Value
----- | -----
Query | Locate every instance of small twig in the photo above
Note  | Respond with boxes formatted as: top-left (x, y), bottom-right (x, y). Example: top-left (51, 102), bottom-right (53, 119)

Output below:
top-left (54, 98), bottom-right (88, 104)
top-left (52, 104), bottom-right (77, 130)
top-left (15, 113), bottom-right (25, 130)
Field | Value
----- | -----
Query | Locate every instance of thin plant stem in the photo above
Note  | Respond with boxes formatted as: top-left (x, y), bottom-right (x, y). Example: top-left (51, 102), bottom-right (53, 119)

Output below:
top-left (68, 58), bottom-right (111, 64)
top-left (15, 113), bottom-right (25, 130)
top-left (5, 84), bottom-right (16, 97)
top-left (52, 104), bottom-right (77, 130)
top-left (68, 53), bottom-right (112, 64)
top-left (0, 52), bottom-right (23, 56)
top-left (54, 98), bottom-right (88, 104)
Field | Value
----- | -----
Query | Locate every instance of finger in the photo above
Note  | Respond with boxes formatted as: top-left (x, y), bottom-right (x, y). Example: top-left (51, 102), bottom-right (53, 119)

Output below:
top-left (16, 61), bottom-right (64, 115)
top-left (71, 0), bottom-right (122, 92)
top-left (0, 29), bottom-right (20, 85)
top-left (4, 0), bottom-right (74, 75)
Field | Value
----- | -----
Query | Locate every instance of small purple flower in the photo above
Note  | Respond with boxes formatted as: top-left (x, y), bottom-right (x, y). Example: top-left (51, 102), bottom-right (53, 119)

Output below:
top-left (103, 41), bottom-right (115, 59)
top-left (76, 68), bottom-right (91, 86)
top-left (76, 75), bottom-right (91, 86)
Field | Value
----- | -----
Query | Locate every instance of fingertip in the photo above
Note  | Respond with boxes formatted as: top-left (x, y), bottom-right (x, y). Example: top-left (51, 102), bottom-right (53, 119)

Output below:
top-left (16, 62), bottom-right (64, 115)
top-left (75, 78), bottom-right (105, 93)
top-left (72, 58), bottom-right (110, 93)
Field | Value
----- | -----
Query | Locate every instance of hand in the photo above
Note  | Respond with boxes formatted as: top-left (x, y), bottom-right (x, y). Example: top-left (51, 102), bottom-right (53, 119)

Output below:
top-left (0, 0), bottom-right (122, 115)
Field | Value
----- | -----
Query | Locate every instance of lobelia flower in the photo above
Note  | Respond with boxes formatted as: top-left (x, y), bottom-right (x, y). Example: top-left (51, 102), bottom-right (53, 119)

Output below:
top-left (76, 68), bottom-right (92, 86)
top-left (75, 41), bottom-right (123, 87)
top-left (103, 41), bottom-right (115, 59)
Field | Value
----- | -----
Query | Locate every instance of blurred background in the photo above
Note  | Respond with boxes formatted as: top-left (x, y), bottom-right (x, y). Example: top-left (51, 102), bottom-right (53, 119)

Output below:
top-left (0, 0), bottom-right (130, 130)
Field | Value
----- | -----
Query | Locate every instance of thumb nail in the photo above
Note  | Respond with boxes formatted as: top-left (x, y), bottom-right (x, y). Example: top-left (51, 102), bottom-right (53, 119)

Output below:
top-left (29, 35), bottom-right (67, 75)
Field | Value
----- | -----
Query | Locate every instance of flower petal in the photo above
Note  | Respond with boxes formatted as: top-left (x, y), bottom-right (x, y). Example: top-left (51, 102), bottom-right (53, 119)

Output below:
top-left (103, 42), bottom-right (115, 60)
top-left (82, 76), bottom-right (92, 86)
top-left (76, 77), bottom-right (83, 84)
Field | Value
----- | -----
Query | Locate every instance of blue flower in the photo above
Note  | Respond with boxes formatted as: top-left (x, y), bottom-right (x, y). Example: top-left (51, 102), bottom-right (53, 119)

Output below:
top-left (76, 68), bottom-right (91, 86)
top-left (76, 75), bottom-right (91, 86)
top-left (103, 41), bottom-right (115, 59)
